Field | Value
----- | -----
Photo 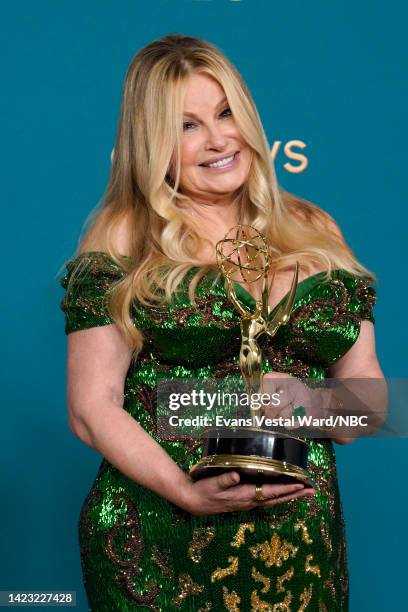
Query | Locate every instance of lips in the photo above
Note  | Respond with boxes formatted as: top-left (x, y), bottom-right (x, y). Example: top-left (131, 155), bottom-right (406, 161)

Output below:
top-left (199, 151), bottom-right (238, 166)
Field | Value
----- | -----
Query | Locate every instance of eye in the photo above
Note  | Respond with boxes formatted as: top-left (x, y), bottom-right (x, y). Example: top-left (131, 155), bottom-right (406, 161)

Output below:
top-left (220, 107), bottom-right (232, 118)
top-left (182, 108), bottom-right (232, 131)
top-left (183, 121), bottom-right (196, 131)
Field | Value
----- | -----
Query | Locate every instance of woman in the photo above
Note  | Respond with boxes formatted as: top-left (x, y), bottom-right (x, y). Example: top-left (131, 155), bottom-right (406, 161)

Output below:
top-left (60, 34), bottom-right (383, 611)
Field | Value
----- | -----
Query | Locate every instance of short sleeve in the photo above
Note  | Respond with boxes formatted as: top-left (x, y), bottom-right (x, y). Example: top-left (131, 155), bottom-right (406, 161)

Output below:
top-left (304, 270), bottom-right (378, 366)
top-left (340, 273), bottom-right (377, 324)
top-left (59, 252), bottom-right (126, 334)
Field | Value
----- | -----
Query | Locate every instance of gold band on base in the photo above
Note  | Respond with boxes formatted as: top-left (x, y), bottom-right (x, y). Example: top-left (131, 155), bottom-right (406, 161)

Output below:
top-left (189, 453), bottom-right (312, 485)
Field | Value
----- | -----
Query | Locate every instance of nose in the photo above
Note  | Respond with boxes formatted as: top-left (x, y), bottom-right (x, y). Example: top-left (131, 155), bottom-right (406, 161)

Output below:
top-left (204, 121), bottom-right (228, 150)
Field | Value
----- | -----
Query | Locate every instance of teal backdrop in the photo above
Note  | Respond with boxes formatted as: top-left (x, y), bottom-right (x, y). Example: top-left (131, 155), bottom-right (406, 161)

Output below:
top-left (1, 1), bottom-right (406, 610)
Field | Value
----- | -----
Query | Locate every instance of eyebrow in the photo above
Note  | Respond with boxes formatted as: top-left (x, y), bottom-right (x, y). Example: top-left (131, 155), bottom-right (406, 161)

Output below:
top-left (183, 96), bottom-right (228, 119)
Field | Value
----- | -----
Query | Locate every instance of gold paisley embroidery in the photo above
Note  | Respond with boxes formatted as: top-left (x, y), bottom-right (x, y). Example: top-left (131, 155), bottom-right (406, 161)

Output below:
top-left (254, 500), bottom-right (298, 528)
top-left (251, 589), bottom-right (273, 611)
top-left (151, 544), bottom-right (173, 577)
top-left (230, 522), bottom-right (255, 548)
top-left (104, 493), bottom-right (159, 609)
top-left (249, 533), bottom-right (298, 568)
top-left (324, 569), bottom-right (336, 600)
top-left (320, 521), bottom-right (332, 554)
top-left (354, 280), bottom-right (376, 320)
top-left (142, 292), bottom-right (240, 329)
top-left (251, 566), bottom-right (271, 593)
top-left (188, 526), bottom-right (216, 562)
top-left (272, 591), bottom-right (292, 611)
top-left (222, 586), bottom-right (241, 611)
top-left (171, 573), bottom-right (204, 607)
top-left (305, 554), bottom-right (321, 577)
top-left (211, 556), bottom-right (239, 582)
top-left (79, 487), bottom-right (102, 559)
top-left (276, 566), bottom-right (294, 593)
top-left (298, 584), bottom-right (313, 611)
top-left (294, 520), bottom-right (313, 544)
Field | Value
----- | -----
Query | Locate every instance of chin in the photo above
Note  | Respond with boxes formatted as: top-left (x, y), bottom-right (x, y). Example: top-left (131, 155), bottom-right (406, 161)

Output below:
top-left (206, 179), bottom-right (246, 193)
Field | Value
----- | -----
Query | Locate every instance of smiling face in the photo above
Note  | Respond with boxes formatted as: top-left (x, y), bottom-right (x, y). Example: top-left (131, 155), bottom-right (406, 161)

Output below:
top-left (176, 72), bottom-right (252, 205)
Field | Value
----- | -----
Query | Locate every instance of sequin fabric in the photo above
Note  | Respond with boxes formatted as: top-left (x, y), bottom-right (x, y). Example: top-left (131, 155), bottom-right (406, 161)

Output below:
top-left (60, 251), bottom-right (376, 611)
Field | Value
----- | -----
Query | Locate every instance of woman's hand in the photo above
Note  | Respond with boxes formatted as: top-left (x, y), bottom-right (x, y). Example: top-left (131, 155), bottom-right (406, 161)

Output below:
top-left (262, 371), bottom-right (325, 423)
top-left (180, 471), bottom-right (315, 516)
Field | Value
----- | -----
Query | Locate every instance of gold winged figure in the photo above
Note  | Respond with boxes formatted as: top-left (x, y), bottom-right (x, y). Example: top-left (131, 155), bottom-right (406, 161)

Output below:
top-left (216, 225), bottom-right (299, 420)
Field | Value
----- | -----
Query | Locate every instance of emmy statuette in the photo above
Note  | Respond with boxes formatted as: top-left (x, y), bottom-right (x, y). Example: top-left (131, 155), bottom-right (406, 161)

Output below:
top-left (189, 225), bottom-right (312, 485)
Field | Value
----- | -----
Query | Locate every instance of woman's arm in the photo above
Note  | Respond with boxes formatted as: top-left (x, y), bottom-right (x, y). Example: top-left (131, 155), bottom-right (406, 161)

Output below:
top-left (264, 321), bottom-right (387, 444)
top-left (317, 215), bottom-right (386, 443)
top-left (327, 320), bottom-right (387, 444)
top-left (66, 323), bottom-right (194, 509)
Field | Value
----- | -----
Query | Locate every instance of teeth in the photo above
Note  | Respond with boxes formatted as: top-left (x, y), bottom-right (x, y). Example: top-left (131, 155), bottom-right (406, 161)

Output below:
top-left (205, 153), bottom-right (235, 168)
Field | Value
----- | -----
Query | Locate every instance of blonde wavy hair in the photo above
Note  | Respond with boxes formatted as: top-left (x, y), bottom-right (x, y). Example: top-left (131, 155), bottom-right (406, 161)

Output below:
top-left (62, 33), bottom-right (375, 360)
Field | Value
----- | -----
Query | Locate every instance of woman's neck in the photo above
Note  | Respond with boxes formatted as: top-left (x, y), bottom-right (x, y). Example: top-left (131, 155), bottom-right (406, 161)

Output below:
top-left (190, 197), bottom-right (242, 247)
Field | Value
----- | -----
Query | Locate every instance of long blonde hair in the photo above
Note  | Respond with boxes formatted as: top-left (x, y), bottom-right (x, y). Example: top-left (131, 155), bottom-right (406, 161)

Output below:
top-left (63, 33), bottom-right (375, 360)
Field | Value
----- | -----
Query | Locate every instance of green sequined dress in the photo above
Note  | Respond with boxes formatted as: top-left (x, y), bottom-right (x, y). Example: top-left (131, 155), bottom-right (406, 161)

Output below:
top-left (60, 251), bottom-right (376, 612)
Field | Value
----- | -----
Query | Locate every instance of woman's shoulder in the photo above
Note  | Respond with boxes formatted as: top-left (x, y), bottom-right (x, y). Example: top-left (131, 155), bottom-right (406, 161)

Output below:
top-left (59, 250), bottom-right (129, 335)
top-left (60, 251), bottom-right (129, 293)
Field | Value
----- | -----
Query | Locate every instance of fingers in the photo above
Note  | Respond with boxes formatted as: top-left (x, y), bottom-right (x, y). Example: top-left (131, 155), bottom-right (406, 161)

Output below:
top-left (262, 375), bottom-right (314, 422)
top-left (217, 478), bottom-right (307, 501)
top-left (276, 404), bottom-right (294, 419)
top-left (263, 372), bottom-right (292, 380)
top-left (215, 471), bottom-right (240, 490)
top-left (256, 488), bottom-right (316, 508)
top-left (229, 482), bottom-right (310, 509)
top-left (257, 482), bottom-right (304, 499)
top-left (207, 473), bottom-right (315, 515)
